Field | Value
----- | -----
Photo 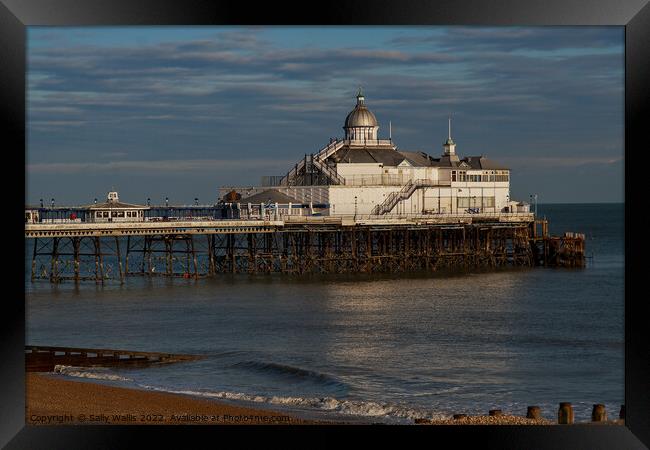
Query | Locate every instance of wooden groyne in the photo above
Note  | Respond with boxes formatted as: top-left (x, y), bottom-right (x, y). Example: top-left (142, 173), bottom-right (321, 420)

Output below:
top-left (25, 216), bottom-right (585, 283)
top-left (415, 403), bottom-right (625, 425)
top-left (26, 345), bottom-right (203, 372)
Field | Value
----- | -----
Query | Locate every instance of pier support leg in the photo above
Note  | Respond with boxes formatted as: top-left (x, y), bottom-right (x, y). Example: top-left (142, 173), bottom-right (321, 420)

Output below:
top-left (31, 237), bottom-right (38, 282)
top-left (115, 237), bottom-right (124, 284)
top-left (191, 235), bottom-right (198, 278)
top-left (73, 237), bottom-right (80, 283)
top-left (50, 237), bottom-right (59, 283)
top-left (165, 238), bottom-right (173, 276)
top-left (125, 236), bottom-right (131, 274)
top-left (95, 237), bottom-right (105, 284)
top-left (207, 235), bottom-right (215, 276)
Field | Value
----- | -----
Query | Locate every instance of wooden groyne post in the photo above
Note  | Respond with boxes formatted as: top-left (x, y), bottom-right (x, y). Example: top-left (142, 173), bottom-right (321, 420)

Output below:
top-left (526, 406), bottom-right (541, 419)
top-left (592, 404), bottom-right (607, 422)
top-left (558, 402), bottom-right (574, 424)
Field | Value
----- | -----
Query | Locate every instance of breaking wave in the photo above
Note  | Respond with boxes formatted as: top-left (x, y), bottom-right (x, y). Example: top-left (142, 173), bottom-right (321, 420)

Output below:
top-left (137, 384), bottom-right (447, 422)
top-left (53, 365), bottom-right (133, 382)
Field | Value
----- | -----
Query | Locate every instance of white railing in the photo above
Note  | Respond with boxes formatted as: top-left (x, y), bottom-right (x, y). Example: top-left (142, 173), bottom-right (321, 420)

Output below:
top-left (281, 139), bottom-right (346, 186)
top-left (315, 139), bottom-right (346, 160)
top-left (341, 139), bottom-right (395, 147)
top-left (338, 212), bottom-right (535, 222)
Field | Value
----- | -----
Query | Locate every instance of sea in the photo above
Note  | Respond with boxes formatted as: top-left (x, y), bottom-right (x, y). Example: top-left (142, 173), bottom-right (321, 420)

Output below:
top-left (24, 203), bottom-right (624, 424)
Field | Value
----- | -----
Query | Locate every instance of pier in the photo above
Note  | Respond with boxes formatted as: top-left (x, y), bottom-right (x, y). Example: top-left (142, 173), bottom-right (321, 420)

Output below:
top-left (25, 212), bottom-right (585, 283)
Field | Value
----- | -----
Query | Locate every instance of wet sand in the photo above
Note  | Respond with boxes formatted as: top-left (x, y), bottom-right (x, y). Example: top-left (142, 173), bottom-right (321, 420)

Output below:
top-left (26, 373), bottom-right (320, 425)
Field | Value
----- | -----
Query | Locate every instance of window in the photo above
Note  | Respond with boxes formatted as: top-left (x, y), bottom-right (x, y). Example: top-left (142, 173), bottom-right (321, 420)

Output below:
top-left (452, 171), bottom-right (457, 182)
top-left (495, 170), bottom-right (510, 182)
top-left (103, 211), bottom-right (109, 218)
top-left (111, 211), bottom-right (118, 217)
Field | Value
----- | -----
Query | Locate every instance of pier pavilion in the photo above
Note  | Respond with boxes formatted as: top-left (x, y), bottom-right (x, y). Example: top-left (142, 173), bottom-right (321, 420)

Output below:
top-left (220, 89), bottom-right (528, 217)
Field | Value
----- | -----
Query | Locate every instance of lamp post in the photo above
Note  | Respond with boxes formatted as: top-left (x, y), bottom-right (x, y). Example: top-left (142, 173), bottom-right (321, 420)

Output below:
top-left (530, 194), bottom-right (538, 216)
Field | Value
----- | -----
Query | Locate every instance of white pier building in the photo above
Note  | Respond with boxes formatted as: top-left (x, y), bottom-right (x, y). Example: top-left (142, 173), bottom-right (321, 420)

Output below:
top-left (220, 90), bottom-right (527, 217)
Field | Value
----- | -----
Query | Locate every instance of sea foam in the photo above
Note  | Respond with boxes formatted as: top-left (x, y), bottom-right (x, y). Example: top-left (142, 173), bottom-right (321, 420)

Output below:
top-left (53, 365), bottom-right (133, 382)
top-left (136, 383), bottom-right (447, 422)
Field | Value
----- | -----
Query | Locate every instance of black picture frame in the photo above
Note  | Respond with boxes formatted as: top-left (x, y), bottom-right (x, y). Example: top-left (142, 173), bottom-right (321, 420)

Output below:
top-left (3, 0), bottom-right (648, 448)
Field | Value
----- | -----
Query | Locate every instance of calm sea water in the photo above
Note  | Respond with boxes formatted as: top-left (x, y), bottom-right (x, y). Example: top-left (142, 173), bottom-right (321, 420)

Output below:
top-left (24, 203), bottom-right (624, 424)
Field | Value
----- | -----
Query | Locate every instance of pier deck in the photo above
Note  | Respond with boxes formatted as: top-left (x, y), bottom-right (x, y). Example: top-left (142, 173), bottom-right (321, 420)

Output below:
top-left (25, 213), bottom-right (535, 238)
top-left (25, 212), bottom-right (585, 283)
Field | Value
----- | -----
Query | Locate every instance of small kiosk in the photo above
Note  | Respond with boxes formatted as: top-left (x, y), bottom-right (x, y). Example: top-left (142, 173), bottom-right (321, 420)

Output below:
top-left (88, 191), bottom-right (149, 222)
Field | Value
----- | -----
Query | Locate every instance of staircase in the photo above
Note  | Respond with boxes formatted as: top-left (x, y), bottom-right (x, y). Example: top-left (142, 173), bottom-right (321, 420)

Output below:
top-left (371, 179), bottom-right (438, 215)
top-left (281, 139), bottom-right (346, 186)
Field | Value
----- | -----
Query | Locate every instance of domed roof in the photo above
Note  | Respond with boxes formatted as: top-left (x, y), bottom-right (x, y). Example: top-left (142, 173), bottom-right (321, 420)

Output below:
top-left (345, 108), bottom-right (378, 128)
top-left (344, 90), bottom-right (378, 128)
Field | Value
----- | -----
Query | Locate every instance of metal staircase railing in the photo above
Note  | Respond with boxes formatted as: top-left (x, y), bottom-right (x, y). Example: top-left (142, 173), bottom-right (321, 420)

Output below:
top-left (315, 139), bottom-right (345, 161)
top-left (371, 179), bottom-right (438, 215)
top-left (281, 139), bottom-right (345, 186)
top-left (311, 155), bottom-right (346, 185)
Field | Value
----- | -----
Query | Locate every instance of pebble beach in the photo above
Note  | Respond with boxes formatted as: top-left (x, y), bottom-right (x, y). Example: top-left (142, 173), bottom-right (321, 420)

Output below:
top-left (26, 373), bottom-right (624, 426)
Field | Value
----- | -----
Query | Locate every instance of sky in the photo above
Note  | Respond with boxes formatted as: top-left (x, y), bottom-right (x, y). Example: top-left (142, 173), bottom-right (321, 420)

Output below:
top-left (26, 26), bottom-right (624, 205)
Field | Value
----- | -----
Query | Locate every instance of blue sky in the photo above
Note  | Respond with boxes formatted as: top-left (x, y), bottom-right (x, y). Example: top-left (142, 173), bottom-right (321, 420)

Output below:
top-left (26, 26), bottom-right (624, 205)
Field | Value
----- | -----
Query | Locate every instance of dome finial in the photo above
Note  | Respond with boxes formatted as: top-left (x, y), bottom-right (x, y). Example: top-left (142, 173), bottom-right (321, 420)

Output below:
top-left (356, 86), bottom-right (365, 106)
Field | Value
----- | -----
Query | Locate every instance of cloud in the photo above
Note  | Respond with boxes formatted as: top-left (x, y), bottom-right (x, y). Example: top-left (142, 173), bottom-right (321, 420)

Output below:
top-left (27, 158), bottom-right (295, 174)
top-left (389, 27), bottom-right (623, 52)
top-left (506, 156), bottom-right (623, 168)
top-left (25, 27), bottom-right (624, 204)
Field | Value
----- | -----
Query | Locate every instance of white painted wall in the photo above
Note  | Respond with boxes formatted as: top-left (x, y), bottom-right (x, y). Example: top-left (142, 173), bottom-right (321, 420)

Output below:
top-left (328, 183), bottom-right (511, 215)
top-left (337, 163), bottom-right (383, 177)
top-left (337, 163), bottom-right (440, 186)
top-left (328, 185), bottom-right (408, 215)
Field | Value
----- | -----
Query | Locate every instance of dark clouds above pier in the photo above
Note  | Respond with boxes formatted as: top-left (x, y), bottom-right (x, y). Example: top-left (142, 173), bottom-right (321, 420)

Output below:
top-left (27, 27), bottom-right (623, 205)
